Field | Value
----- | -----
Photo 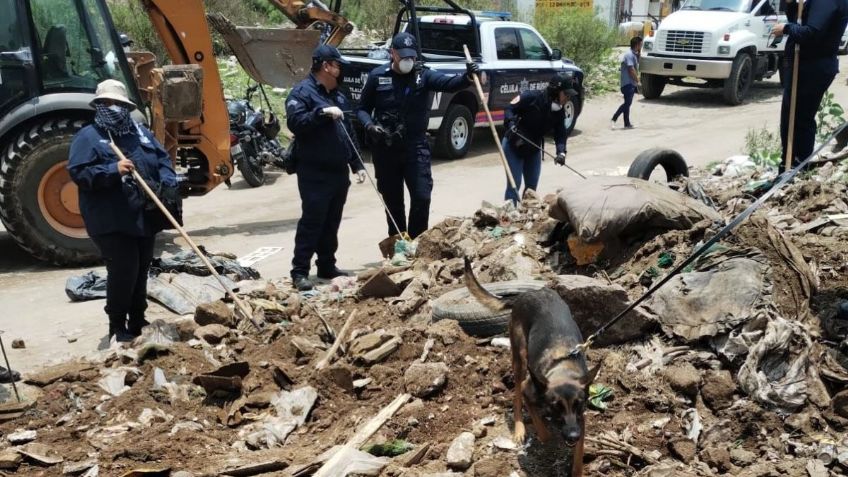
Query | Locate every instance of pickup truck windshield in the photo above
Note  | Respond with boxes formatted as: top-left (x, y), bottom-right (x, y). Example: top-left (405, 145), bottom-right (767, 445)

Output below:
top-left (680, 0), bottom-right (750, 12)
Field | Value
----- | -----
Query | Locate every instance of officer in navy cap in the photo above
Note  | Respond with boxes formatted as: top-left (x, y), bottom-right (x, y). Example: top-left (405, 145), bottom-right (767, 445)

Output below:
top-left (772, 0), bottom-right (848, 170)
top-left (356, 31), bottom-right (479, 239)
top-left (285, 44), bottom-right (366, 291)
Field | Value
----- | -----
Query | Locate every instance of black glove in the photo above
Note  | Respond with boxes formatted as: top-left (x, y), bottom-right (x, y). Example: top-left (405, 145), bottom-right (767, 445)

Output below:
top-left (555, 152), bottom-right (567, 166)
top-left (366, 123), bottom-right (388, 142)
top-left (466, 61), bottom-right (479, 78)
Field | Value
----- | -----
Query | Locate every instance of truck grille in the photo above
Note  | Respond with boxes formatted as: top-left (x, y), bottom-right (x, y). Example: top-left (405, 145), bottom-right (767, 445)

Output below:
top-left (660, 31), bottom-right (710, 54)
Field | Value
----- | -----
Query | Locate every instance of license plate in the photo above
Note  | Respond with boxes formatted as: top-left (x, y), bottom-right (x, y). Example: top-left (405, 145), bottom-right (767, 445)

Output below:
top-left (230, 144), bottom-right (243, 155)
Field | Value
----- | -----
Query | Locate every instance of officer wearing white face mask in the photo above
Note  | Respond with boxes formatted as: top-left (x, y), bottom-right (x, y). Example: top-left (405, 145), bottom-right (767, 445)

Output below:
top-left (501, 73), bottom-right (576, 203)
top-left (356, 32), bottom-right (478, 239)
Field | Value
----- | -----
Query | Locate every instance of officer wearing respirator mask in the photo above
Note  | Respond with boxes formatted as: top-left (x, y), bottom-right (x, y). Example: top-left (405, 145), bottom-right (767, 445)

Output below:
top-left (356, 32), bottom-right (479, 239)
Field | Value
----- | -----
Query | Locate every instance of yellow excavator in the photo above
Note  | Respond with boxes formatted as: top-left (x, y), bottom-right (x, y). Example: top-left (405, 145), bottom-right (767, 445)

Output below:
top-left (0, 0), bottom-right (353, 265)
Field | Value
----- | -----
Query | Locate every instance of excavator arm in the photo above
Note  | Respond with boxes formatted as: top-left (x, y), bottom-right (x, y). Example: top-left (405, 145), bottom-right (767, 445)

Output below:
top-left (266, 0), bottom-right (355, 46)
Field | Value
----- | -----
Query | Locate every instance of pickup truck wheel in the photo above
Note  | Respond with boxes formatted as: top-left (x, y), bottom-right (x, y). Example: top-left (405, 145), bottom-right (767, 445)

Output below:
top-left (563, 97), bottom-right (577, 135)
top-left (627, 148), bottom-right (689, 182)
top-left (0, 118), bottom-right (100, 265)
top-left (723, 53), bottom-right (754, 106)
top-left (640, 73), bottom-right (666, 99)
top-left (434, 104), bottom-right (474, 159)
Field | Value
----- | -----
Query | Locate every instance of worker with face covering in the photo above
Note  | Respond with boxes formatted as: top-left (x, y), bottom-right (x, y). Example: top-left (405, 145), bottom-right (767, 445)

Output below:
top-left (356, 32), bottom-right (478, 239)
top-left (68, 79), bottom-right (178, 342)
top-left (502, 73), bottom-right (577, 203)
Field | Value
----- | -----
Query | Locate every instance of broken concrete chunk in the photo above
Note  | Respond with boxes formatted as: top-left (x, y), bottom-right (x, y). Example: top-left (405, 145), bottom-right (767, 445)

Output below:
top-left (427, 320), bottom-right (462, 346)
top-left (17, 442), bottom-right (64, 465)
top-left (701, 370), bottom-right (736, 411)
top-left (193, 324), bottom-right (230, 344)
top-left (700, 446), bottom-right (731, 472)
top-left (0, 450), bottom-right (21, 470)
top-left (730, 448), bottom-right (757, 467)
top-left (219, 460), bottom-right (287, 476)
top-left (7, 429), bottom-right (37, 444)
top-left (62, 459), bottom-right (97, 475)
top-left (492, 436), bottom-right (517, 451)
top-left (446, 432), bottom-right (476, 470)
top-left (551, 275), bottom-right (654, 345)
top-left (359, 271), bottom-right (402, 298)
top-left (668, 438), bottom-right (696, 464)
top-left (271, 360), bottom-right (295, 390)
top-left (350, 332), bottom-right (388, 356)
top-left (359, 337), bottom-right (402, 365)
top-left (403, 362), bottom-right (449, 399)
top-left (194, 300), bottom-right (234, 327)
top-left (25, 362), bottom-right (95, 387)
top-left (193, 362), bottom-right (250, 395)
top-left (661, 363), bottom-right (701, 399)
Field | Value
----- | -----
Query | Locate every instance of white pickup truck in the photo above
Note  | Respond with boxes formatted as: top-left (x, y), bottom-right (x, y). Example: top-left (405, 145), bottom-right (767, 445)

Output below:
top-left (640, 0), bottom-right (787, 105)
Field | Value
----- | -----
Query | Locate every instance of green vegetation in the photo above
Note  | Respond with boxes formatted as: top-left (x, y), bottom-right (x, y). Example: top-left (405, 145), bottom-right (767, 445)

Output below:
top-left (535, 8), bottom-right (620, 97)
top-left (744, 125), bottom-right (782, 168)
top-left (817, 91), bottom-right (846, 143)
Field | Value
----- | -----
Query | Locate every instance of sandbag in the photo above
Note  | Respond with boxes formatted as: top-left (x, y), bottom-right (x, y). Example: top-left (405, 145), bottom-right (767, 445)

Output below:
top-left (548, 176), bottom-right (722, 243)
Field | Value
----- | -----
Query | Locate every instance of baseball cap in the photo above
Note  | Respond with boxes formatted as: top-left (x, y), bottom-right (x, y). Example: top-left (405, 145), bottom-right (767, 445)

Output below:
top-left (89, 79), bottom-right (137, 110)
top-left (548, 73), bottom-right (579, 97)
top-left (312, 44), bottom-right (350, 65)
top-left (391, 32), bottom-right (418, 58)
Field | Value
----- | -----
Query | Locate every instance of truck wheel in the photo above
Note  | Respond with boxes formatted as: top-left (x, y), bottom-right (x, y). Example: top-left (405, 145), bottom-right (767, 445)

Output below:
top-left (627, 148), bottom-right (689, 182)
top-left (0, 118), bottom-right (100, 265)
top-left (723, 53), bottom-right (754, 106)
top-left (640, 73), bottom-right (666, 99)
top-left (238, 154), bottom-right (265, 187)
top-left (434, 104), bottom-right (474, 159)
top-left (563, 96), bottom-right (578, 136)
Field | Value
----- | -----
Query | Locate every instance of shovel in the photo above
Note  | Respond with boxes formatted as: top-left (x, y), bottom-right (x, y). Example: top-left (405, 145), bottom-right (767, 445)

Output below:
top-left (108, 141), bottom-right (263, 331)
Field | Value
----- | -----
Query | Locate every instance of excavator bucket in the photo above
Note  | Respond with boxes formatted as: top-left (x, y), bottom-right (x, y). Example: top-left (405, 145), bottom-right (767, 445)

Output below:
top-left (208, 13), bottom-right (321, 89)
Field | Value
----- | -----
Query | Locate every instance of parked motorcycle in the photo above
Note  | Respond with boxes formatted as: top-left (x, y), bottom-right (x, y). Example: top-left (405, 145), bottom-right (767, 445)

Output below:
top-left (226, 83), bottom-right (287, 188)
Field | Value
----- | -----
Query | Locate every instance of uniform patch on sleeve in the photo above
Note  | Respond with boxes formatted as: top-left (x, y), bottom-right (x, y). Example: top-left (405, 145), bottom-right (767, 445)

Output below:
top-left (378, 77), bottom-right (392, 85)
top-left (287, 98), bottom-right (299, 107)
top-left (510, 95), bottom-right (521, 105)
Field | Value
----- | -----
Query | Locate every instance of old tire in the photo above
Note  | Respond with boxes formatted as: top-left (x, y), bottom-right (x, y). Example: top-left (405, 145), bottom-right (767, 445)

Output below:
top-left (723, 53), bottom-right (754, 106)
top-left (434, 103), bottom-right (474, 159)
top-left (238, 154), bottom-right (265, 187)
top-left (0, 118), bottom-right (100, 265)
top-left (627, 148), bottom-right (689, 181)
top-left (431, 280), bottom-right (547, 337)
top-left (640, 73), bottom-right (666, 99)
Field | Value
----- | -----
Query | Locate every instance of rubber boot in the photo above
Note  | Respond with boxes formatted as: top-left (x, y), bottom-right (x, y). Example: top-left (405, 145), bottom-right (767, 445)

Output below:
top-left (108, 315), bottom-right (134, 343)
top-left (128, 314), bottom-right (150, 338)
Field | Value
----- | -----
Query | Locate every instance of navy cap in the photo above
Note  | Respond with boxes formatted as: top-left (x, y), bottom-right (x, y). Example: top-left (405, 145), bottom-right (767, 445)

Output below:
top-left (391, 32), bottom-right (418, 58)
top-left (312, 44), bottom-right (350, 65)
top-left (548, 73), bottom-right (579, 97)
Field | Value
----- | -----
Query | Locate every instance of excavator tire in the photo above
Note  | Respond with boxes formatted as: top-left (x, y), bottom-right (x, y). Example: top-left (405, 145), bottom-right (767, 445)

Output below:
top-left (0, 118), bottom-right (100, 265)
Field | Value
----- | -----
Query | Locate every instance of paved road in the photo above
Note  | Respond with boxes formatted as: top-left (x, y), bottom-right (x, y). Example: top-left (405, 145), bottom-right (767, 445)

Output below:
top-left (1, 67), bottom-right (847, 373)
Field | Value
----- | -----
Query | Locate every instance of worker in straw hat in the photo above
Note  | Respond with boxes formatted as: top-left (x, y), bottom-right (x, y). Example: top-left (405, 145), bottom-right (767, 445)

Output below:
top-left (68, 79), bottom-right (178, 343)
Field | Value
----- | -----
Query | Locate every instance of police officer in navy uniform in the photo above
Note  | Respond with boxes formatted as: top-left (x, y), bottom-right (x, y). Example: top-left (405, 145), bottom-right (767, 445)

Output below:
top-left (356, 32), bottom-right (479, 239)
top-left (68, 79), bottom-right (177, 342)
top-left (286, 45), bottom-right (366, 291)
top-left (772, 0), bottom-right (848, 170)
top-left (502, 73), bottom-right (576, 203)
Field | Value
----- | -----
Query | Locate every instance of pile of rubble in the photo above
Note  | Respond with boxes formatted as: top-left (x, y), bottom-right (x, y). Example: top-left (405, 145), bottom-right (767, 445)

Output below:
top-left (2, 157), bottom-right (848, 477)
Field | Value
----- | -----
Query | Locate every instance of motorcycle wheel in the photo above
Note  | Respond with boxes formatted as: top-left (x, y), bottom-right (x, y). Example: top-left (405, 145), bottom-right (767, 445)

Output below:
top-left (239, 154), bottom-right (266, 188)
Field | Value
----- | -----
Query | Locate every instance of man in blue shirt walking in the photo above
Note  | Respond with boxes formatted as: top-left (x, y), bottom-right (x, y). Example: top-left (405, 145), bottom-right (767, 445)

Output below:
top-left (612, 36), bottom-right (642, 130)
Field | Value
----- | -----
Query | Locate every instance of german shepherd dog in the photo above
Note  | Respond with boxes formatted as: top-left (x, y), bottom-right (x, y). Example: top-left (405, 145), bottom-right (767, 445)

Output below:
top-left (464, 258), bottom-right (599, 476)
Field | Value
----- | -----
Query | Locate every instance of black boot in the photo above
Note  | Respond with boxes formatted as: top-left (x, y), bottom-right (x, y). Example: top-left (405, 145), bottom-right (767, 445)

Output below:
top-left (128, 315), bottom-right (150, 338)
top-left (108, 316), bottom-right (134, 343)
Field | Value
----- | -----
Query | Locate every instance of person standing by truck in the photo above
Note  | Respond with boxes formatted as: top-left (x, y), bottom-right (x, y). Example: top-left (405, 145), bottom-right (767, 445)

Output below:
top-left (772, 0), bottom-right (848, 170)
top-left (286, 45), bottom-right (367, 292)
top-left (502, 73), bottom-right (576, 203)
top-left (612, 36), bottom-right (642, 130)
top-left (356, 32), bottom-right (479, 239)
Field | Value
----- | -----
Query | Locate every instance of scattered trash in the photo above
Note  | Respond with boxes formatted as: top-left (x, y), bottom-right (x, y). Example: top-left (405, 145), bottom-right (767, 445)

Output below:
top-left (10, 340), bottom-right (24, 349)
top-left (363, 439), bottom-right (413, 457)
top-left (237, 246), bottom-right (283, 267)
top-left (588, 383), bottom-right (614, 411)
top-left (7, 429), bottom-right (36, 444)
top-left (17, 442), bottom-right (63, 465)
top-left (65, 271), bottom-right (108, 302)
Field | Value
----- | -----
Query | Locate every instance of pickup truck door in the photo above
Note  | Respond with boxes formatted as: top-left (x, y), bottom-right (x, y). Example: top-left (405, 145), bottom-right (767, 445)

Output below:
top-left (489, 26), bottom-right (552, 116)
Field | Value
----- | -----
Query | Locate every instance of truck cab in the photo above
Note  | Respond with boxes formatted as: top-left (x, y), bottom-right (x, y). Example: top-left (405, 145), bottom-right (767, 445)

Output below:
top-left (640, 0), bottom-right (786, 105)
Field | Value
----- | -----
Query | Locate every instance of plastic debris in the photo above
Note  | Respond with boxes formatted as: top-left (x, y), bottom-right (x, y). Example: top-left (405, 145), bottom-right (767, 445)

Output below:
top-left (589, 383), bottom-right (614, 411)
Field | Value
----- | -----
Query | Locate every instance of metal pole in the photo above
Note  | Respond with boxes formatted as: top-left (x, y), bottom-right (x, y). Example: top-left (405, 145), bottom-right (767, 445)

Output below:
top-left (0, 335), bottom-right (21, 403)
top-left (510, 129), bottom-right (587, 180)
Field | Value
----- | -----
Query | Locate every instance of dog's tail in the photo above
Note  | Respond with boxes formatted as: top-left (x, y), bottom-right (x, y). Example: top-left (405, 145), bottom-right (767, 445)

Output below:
top-left (464, 257), bottom-right (507, 312)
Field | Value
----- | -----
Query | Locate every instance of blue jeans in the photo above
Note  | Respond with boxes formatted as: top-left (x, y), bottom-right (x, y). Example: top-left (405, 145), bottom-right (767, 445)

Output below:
top-left (612, 84), bottom-right (637, 127)
top-left (503, 137), bottom-right (542, 204)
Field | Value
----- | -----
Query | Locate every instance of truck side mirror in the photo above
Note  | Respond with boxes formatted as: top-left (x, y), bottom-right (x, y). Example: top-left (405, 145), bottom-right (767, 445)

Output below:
top-left (551, 48), bottom-right (562, 61)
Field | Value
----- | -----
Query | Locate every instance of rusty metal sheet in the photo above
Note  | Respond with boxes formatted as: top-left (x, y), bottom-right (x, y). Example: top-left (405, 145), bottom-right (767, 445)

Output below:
top-left (208, 13), bottom-right (320, 89)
